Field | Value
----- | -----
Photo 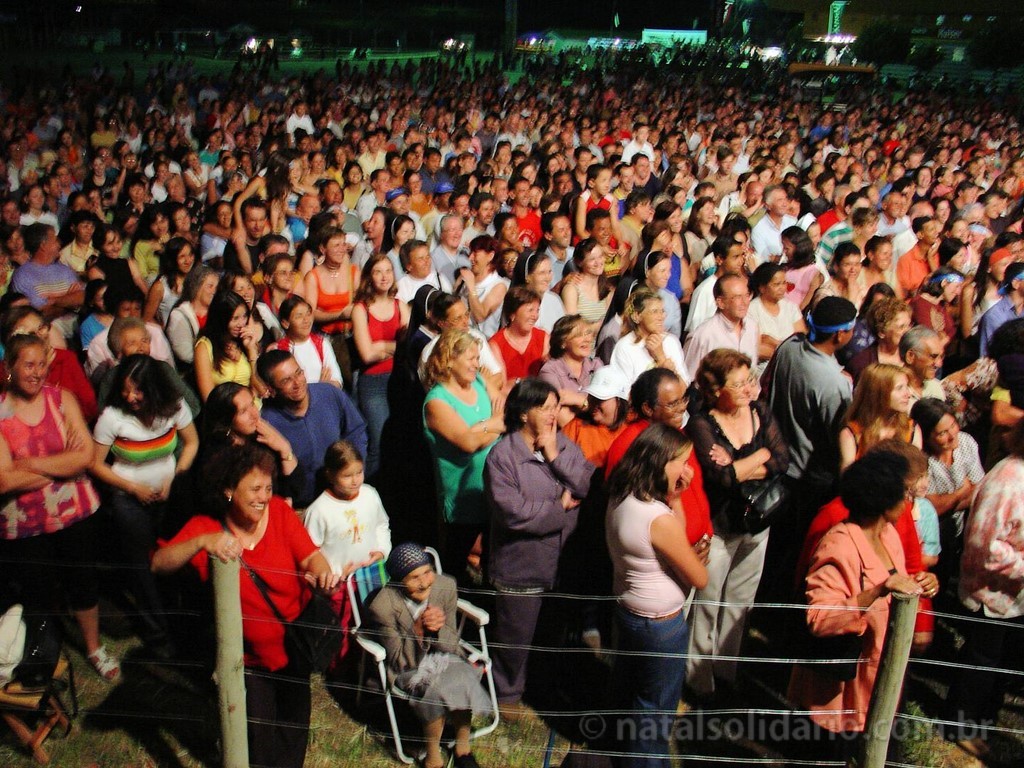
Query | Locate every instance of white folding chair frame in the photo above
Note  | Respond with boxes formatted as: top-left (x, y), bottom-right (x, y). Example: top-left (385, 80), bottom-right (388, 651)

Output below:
top-left (347, 547), bottom-right (499, 764)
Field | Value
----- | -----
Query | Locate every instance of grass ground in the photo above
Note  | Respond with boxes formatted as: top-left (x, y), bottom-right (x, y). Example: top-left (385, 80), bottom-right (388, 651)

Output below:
top-left (0, 604), bottom-right (569, 768)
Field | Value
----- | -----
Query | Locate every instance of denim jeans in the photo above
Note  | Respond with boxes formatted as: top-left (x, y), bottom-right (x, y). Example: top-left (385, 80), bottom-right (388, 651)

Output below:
top-left (611, 605), bottom-right (688, 768)
top-left (355, 371), bottom-right (390, 479)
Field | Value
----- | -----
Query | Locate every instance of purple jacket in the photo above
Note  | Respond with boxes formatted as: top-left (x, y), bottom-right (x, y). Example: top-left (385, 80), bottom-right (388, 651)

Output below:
top-left (485, 431), bottom-right (593, 589)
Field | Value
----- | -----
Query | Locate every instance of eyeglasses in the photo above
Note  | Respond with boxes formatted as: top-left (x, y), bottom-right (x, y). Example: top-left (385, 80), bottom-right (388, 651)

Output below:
top-left (725, 374), bottom-right (758, 390)
top-left (657, 395), bottom-right (690, 411)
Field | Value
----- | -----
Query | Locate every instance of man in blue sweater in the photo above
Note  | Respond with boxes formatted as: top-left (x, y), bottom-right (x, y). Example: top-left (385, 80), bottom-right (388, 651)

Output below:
top-left (258, 350), bottom-right (368, 509)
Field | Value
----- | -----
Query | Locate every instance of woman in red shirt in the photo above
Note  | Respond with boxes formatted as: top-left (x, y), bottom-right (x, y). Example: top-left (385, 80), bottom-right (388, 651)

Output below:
top-left (351, 252), bottom-right (409, 479)
top-left (489, 286), bottom-right (549, 380)
top-left (154, 445), bottom-right (339, 768)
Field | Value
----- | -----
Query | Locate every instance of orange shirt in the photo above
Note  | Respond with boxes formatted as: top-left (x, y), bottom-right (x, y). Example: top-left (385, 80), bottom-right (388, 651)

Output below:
top-left (896, 244), bottom-right (931, 295)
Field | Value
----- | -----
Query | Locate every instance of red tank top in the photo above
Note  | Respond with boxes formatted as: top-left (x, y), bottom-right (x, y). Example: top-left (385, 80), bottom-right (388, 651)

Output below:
top-left (490, 327), bottom-right (546, 380)
top-left (362, 299), bottom-right (402, 375)
top-left (312, 265), bottom-right (358, 335)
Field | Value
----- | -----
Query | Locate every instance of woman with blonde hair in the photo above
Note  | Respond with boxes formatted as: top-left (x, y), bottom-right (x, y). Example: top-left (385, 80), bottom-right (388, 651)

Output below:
top-left (423, 329), bottom-right (505, 584)
top-left (610, 288), bottom-right (686, 386)
top-left (838, 362), bottom-right (923, 471)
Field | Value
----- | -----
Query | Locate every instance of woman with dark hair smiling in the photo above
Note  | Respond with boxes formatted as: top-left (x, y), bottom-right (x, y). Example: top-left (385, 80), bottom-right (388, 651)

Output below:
top-left (485, 377), bottom-right (592, 717)
top-left (606, 423), bottom-right (708, 768)
top-left (748, 262), bottom-right (806, 366)
top-left (194, 289), bottom-right (268, 401)
top-left (153, 444), bottom-right (339, 768)
top-left (90, 355), bottom-right (198, 657)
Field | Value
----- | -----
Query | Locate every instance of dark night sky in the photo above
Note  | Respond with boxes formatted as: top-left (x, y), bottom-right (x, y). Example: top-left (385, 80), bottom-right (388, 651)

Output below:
top-left (517, 0), bottom-right (713, 33)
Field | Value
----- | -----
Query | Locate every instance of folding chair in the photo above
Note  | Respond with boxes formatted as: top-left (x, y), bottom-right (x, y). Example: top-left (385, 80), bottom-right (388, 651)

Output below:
top-left (0, 654), bottom-right (77, 765)
top-left (347, 548), bottom-right (500, 764)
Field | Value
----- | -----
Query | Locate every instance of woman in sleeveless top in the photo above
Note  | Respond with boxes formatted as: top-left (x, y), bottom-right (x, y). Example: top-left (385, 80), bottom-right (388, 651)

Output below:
top-left (143, 237), bottom-right (195, 325)
top-left (0, 335), bottom-right (120, 681)
top-left (839, 363), bottom-right (923, 471)
top-left (422, 330), bottom-right (505, 584)
top-left (560, 238), bottom-right (613, 329)
top-left (301, 225), bottom-right (360, 385)
top-left (352, 253), bottom-right (410, 479)
top-left (194, 290), bottom-right (268, 401)
top-left (606, 424), bottom-right (708, 768)
top-left (489, 286), bottom-right (549, 380)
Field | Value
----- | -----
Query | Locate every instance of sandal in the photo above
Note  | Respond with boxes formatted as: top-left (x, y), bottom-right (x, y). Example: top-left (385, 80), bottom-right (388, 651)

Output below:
top-left (88, 645), bottom-right (122, 682)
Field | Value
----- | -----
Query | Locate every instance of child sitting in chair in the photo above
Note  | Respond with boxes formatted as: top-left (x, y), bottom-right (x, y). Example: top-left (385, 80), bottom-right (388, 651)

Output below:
top-left (366, 543), bottom-right (492, 768)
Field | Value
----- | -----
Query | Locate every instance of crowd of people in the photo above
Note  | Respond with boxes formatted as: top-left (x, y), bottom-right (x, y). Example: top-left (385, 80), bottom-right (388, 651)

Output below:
top-left (1, 45), bottom-right (1024, 767)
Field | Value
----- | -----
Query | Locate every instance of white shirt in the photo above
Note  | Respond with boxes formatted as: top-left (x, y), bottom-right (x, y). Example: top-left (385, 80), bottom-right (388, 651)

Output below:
top-left (93, 400), bottom-right (192, 490)
top-left (751, 214), bottom-right (798, 264)
top-left (285, 113), bottom-right (315, 139)
top-left (285, 335), bottom-right (344, 386)
top-left (685, 276), bottom-right (719, 333)
top-left (610, 332), bottom-right (688, 386)
top-left (396, 271), bottom-right (452, 304)
top-left (748, 296), bottom-right (802, 342)
top-left (303, 485), bottom-right (392, 574)
top-left (621, 140), bottom-right (655, 164)
top-left (537, 291), bottom-right (566, 333)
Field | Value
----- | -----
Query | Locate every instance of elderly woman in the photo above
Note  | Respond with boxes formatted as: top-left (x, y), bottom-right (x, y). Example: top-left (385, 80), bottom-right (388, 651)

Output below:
top-left (539, 314), bottom-right (603, 427)
top-left (946, 420), bottom-right (1024, 758)
top-left (485, 378), bottom-right (592, 716)
top-left (686, 349), bottom-right (790, 700)
top-left (787, 451), bottom-right (933, 760)
top-left (423, 330), bottom-right (505, 584)
top-left (606, 424), bottom-right (708, 768)
top-left (610, 288), bottom-right (686, 386)
top-left (153, 444), bottom-right (339, 768)
top-left (910, 397), bottom-right (985, 586)
top-left (365, 544), bottom-right (492, 768)
top-left (0, 334), bottom-right (118, 680)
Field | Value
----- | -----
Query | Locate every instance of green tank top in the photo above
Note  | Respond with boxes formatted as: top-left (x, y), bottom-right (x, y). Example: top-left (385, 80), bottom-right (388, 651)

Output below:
top-left (423, 375), bottom-right (493, 525)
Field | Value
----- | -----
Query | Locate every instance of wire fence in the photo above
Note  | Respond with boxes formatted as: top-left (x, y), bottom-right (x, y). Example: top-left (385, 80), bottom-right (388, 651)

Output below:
top-left (6, 554), bottom-right (1024, 765)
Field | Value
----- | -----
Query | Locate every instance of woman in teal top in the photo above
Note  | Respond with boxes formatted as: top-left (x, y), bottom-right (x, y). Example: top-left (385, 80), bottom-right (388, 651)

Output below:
top-left (423, 329), bottom-right (506, 584)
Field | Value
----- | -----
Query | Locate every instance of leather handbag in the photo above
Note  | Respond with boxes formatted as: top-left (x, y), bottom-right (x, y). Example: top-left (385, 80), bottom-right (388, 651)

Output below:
top-left (239, 558), bottom-right (341, 675)
top-left (738, 474), bottom-right (790, 534)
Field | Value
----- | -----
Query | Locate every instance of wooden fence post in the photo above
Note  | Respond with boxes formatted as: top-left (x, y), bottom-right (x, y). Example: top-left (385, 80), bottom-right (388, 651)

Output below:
top-left (852, 590), bottom-right (920, 768)
top-left (211, 557), bottom-right (248, 768)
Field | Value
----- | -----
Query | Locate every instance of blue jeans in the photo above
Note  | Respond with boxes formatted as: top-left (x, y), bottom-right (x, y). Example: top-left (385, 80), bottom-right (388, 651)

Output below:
top-left (611, 606), bottom-right (688, 768)
top-left (355, 371), bottom-right (390, 479)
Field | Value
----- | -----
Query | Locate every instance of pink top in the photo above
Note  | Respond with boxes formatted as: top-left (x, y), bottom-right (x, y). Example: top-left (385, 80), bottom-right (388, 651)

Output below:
top-left (787, 521), bottom-right (906, 733)
top-left (606, 494), bottom-right (689, 618)
top-left (785, 263), bottom-right (821, 308)
top-left (0, 386), bottom-right (100, 540)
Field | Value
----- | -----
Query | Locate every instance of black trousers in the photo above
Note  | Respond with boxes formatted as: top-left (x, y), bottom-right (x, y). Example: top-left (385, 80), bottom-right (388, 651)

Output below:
top-left (245, 664), bottom-right (311, 768)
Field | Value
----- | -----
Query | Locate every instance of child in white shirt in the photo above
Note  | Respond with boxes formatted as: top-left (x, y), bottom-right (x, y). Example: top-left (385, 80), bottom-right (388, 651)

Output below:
top-left (303, 440), bottom-right (392, 663)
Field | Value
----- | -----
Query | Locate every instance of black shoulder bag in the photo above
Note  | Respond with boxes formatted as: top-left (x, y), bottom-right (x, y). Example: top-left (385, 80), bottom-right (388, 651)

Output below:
top-left (238, 557), bottom-right (341, 675)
